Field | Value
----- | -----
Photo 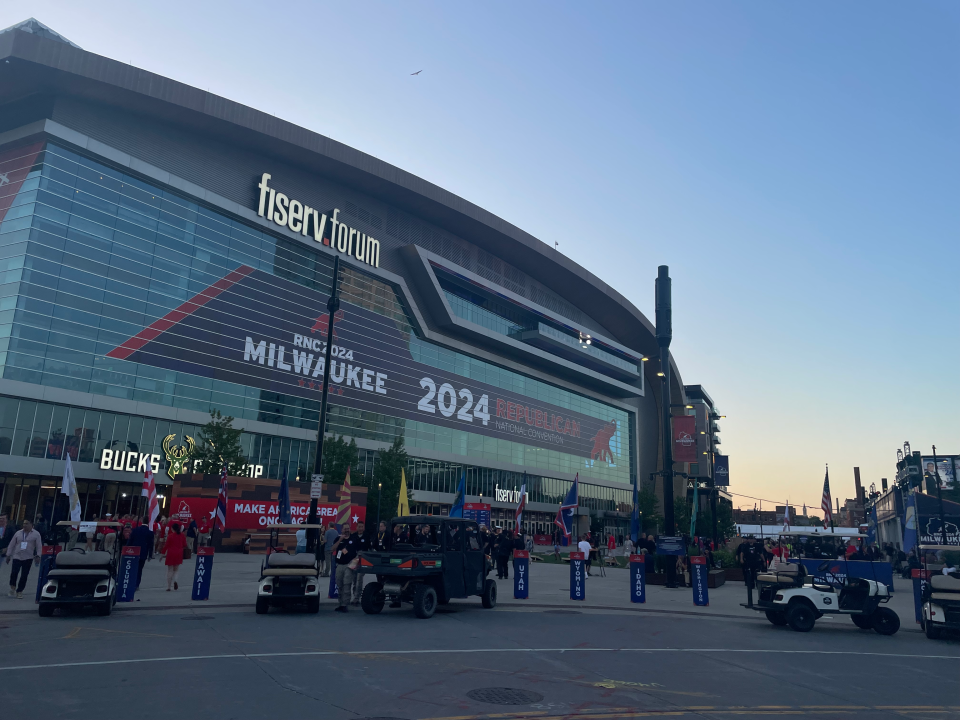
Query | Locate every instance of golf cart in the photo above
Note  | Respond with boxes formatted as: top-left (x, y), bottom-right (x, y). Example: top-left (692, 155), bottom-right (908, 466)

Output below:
top-left (918, 544), bottom-right (960, 640)
top-left (747, 530), bottom-right (900, 634)
top-left (255, 524), bottom-right (323, 614)
top-left (39, 521), bottom-right (122, 617)
top-left (356, 516), bottom-right (496, 619)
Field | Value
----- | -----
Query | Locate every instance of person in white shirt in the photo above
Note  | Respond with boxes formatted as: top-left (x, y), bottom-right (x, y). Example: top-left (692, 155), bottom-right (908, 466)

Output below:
top-left (6, 519), bottom-right (42, 599)
top-left (577, 536), bottom-right (592, 576)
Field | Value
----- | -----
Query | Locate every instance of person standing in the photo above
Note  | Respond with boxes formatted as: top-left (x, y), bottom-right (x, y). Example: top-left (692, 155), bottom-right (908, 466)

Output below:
top-left (332, 525), bottom-right (361, 612)
top-left (594, 536), bottom-right (606, 577)
top-left (0, 514), bottom-right (14, 564)
top-left (374, 521), bottom-right (389, 551)
top-left (196, 515), bottom-right (212, 548)
top-left (578, 535), bottom-right (593, 577)
top-left (736, 536), bottom-right (764, 593)
top-left (6, 519), bottom-right (42, 598)
top-left (128, 517), bottom-right (154, 591)
top-left (496, 530), bottom-right (513, 580)
top-left (323, 522), bottom-right (339, 578)
top-left (162, 522), bottom-right (187, 591)
top-left (351, 521), bottom-right (369, 606)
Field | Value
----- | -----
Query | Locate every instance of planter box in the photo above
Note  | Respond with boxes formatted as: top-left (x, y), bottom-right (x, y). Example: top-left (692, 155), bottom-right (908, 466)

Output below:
top-left (645, 572), bottom-right (667, 586)
top-left (708, 569), bottom-right (726, 588)
top-left (724, 567), bottom-right (744, 582)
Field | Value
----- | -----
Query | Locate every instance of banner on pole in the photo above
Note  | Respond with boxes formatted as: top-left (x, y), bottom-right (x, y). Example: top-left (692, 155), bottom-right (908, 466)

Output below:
top-left (116, 546), bottom-right (140, 603)
top-left (690, 555), bottom-right (709, 606)
top-left (911, 568), bottom-right (930, 624)
top-left (191, 546), bottom-right (215, 601)
top-left (513, 550), bottom-right (529, 599)
top-left (569, 551), bottom-right (585, 600)
top-left (714, 454), bottom-right (729, 487)
top-left (629, 554), bottom-right (646, 603)
top-left (672, 415), bottom-right (697, 463)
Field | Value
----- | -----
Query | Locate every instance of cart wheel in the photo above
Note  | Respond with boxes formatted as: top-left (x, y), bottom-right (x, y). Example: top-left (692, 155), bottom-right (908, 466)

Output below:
top-left (96, 599), bottom-right (112, 617)
top-left (851, 614), bottom-right (874, 630)
top-left (255, 597), bottom-right (270, 615)
top-left (924, 618), bottom-right (941, 640)
top-left (412, 584), bottom-right (437, 619)
top-left (306, 596), bottom-right (320, 614)
top-left (872, 607), bottom-right (900, 636)
top-left (361, 582), bottom-right (385, 615)
top-left (38, 604), bottom-right (54, 618)
top-left (785, 602), bottom-right (815, 632)
top-left (481, 578), bottom-right (498, 609)
top-left (764, 610), bottom-right (787, 626)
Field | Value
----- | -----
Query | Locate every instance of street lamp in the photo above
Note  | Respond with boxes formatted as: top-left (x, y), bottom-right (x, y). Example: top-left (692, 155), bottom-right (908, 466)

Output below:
top-left (377, 482), bottom-right (382, 524)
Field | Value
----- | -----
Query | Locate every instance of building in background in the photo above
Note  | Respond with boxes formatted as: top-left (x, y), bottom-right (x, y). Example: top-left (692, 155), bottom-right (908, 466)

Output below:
top-left (0, 20), bottom-right (720, 537)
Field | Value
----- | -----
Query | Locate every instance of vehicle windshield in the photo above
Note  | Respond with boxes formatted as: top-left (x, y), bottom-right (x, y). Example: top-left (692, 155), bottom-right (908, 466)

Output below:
top-left (391, 522), bottom-right (440, 548)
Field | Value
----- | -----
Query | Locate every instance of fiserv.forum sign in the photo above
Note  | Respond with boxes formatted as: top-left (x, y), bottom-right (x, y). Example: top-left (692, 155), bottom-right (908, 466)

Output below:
top-left (256, 174), bottom-right (380, 268)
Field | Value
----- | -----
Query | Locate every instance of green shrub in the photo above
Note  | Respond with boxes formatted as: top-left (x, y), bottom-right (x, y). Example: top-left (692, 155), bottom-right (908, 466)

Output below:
top-left (713, 548), bottom-right (738, 568)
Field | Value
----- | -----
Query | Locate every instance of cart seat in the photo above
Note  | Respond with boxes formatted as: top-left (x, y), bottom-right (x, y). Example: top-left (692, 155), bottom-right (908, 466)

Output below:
top-left (930, 592), bottom-right (960, 602)
top-left (262, 567), bottom-right (319, 576)
top-left (930, 575), bottom-right (960, 593)
top-left (757, 564), bottom-right (805, 585)
top-left (47, 568), bottom-right (111, 578)
top-left (56, 550), bottom-right (112, 568)
top-left (266, 553), bottom-right (318, 569)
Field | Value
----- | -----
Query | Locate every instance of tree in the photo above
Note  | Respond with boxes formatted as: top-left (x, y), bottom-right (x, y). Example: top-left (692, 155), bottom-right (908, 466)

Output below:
top-left (192, 410), bottom-right (247, 475)
top-left (320, 435), bottom-right (359, 484)
top-left (636, 487), bottom-right (662, 534)
top-left (674, 495), bottom-right (692, 536)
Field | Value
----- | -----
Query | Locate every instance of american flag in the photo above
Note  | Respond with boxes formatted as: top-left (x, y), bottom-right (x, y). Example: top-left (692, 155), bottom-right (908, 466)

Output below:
top-left (215, 464), bottom-right (229, 532)
top-left (141, 467), bottom-right (159, 528)
top-left (515, 476), bottom-right (527, 527)
top-left (821, 467), bottom-right (833, 529)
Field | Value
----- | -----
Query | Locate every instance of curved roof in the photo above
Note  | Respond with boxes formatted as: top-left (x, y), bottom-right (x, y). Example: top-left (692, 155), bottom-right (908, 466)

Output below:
top-left (0, 21), bottom-right (684, 390)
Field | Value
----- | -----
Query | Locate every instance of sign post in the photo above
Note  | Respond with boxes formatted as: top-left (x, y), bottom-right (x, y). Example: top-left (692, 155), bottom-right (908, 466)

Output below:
top-left (116, 546), bottom-right (140, 602)
top-left (629, 554), bottom-right (646, 603)
top-left (569, 551), bottom-right (585, 600)
top-left (513, 550), bottom-right (529, 599)
top-left (912, 568), bottom-right (930, 624)
top-left (191, 546), bottom-right (215, 601)
top-left (35, 545), bottom-right (60, 603)
top-left (690, 555), bottom-right (709, 606)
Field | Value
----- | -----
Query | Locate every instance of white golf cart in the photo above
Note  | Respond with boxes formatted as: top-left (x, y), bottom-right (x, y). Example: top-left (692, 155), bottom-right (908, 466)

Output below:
top-left (918, 544), bottom-right (960, 640)
top-left (747, 530), bottom-right (900, 635)
top-left (39, 521), bottom-right (123, 617)
top-left (255, 524), bottom-right (322, 614)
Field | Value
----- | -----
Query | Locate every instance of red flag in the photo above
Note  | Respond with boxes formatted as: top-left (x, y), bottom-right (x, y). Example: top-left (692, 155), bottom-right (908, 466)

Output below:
top-left (215, 465), bottom-right (229, 532)
top-left (141, 468), bottom-right (159, 528)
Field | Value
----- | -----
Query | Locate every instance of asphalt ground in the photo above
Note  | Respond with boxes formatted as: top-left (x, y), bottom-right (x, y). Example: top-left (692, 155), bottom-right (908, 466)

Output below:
top-left (0, 582), bottom-right (957, 720)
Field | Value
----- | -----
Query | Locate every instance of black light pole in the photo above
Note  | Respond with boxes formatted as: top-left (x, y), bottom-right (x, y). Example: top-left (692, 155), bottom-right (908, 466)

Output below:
top-left (377, 482), bottom-right (382, 525)
top-left (710, 478), bottom-right (719, 548)
top-left (306, 256), bottom-right (341, 553)
top-left (932, 445), bottom-right (948, 546)
top-left (655, 265), bottom-right (677, 588)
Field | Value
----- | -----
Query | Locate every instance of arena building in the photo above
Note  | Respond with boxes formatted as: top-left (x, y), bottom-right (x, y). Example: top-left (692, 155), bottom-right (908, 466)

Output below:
top-left (0, 19), bottom-right (724, 539)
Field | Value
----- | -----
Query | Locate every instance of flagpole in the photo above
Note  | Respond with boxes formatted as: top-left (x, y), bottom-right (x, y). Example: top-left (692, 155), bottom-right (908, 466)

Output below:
top-left (307, 256), bottom-right (341, 553)
top-left (655, 265), bottom-right (677, 589)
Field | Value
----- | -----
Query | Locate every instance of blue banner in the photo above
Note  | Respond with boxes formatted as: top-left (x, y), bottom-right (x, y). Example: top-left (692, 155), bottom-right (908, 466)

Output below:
top-left (116, 546), bottom-right (140, 603)
top-left (191, 547), bottom-right (214, 601)
top-left (35, 545), bottom-right (58, 603)
top-left (690, 556), bottom-right (709, 606)
top-left (911, 569), bottom-right (930, 624)
top-left (629, 554), bottom-right (646, 603)
top-left (656, 536), bottom-right (686, 556)
top-left (792, 558), bottom-right (896, 592)
top-left (570, 551), bottom-right (585, 600)
top-left (514, 551), bottom-right (529, 599)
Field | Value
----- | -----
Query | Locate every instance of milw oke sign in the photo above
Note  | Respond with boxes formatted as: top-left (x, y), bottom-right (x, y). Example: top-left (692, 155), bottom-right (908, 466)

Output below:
top-left (257, 174), bottom-right (380, 268)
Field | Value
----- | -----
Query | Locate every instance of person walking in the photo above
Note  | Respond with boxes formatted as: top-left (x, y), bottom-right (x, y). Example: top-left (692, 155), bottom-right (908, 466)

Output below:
top-left (332, 525), bottom-right (361, 612)
top-left (323, 522), bottom-right (339, 578)
top-left (196, 515), bottom-right (212, 548)
top-left (351, 522), bottom-right (369, 606)
top-left (578, 535), bottom-right (593, 577)
top-left (496, 530), bottom-right (513, 580)
top-left (6, 519), bottom-right (42, 598)
top-left (128, 516), bottom-right (154, 591)
top-left (595, 536), bottom-right (606, 577)
top-left (162, 522), bottom-right (187, 591)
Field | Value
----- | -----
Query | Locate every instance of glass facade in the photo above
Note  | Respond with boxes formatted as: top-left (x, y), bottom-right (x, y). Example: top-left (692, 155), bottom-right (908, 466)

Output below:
top-left (0, 141), bottom-right (635, 487)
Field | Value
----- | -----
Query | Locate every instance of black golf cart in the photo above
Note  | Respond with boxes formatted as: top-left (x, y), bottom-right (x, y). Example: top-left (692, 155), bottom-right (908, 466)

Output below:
top-left (356, 515), bottom-right (496, 619)
top-left (255, 523), bottom-right (323, 614)
top-left (39, 521), bottom-right (122, 617)
top-left (918, 544), bottom-right (960, 639)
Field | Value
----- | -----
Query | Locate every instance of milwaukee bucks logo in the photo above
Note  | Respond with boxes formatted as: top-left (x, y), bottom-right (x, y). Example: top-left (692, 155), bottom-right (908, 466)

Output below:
top-left (162, 434), bottom-right (196, 480)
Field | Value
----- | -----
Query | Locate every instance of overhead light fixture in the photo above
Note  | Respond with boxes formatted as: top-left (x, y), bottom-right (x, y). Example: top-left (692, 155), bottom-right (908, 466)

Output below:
top-left (656, 372), bottom-right (665, 377)
top-left (686, 405), bottom-right (693, 409)
top-left (641, 357), bottom-right (649, 362)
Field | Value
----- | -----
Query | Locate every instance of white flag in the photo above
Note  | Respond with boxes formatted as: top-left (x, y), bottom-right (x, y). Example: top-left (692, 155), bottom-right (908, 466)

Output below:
top-left (61, 455), bottom-right (82, 522)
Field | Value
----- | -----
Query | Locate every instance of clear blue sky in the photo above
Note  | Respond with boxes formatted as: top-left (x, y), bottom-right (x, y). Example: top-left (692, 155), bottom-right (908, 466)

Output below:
top-left (6, 2), bottom-right (959, 513)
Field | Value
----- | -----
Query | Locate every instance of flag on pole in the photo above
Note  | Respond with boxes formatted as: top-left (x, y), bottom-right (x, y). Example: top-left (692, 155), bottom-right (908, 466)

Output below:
top-left (278, 465), bottom-right (291, 525)
top-left (397, 468), bottom-right (410, 517)
top-left (515, 474), bottom-right (527, 527)
top-left (689, 481), bottom-right (699, 538)
top-left (141, 465), bottom-right (159, 528)
top-left (449, 473), bottom-right (465, 518)
top-left (61, 455), bottom-right (82, 522)
top-left (215, 464), bottom-right (229, 532)
top-left (554, 474), bottom-right (579, 540)
top-left (337, 466), bottom-right (353, 527)
top-left (782, 503), bottom-right (791, 531)
top-left (902, 490), bottom-right (917, 554)
top-left (821, 467), bottom-right (833, 530)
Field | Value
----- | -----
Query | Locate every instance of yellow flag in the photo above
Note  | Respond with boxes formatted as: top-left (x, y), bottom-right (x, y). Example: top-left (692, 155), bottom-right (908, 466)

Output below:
top-left (397, 468), bottom-right (410, 518)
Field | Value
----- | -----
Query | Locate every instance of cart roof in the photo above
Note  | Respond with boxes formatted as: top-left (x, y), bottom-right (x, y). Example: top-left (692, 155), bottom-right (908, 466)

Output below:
top-left (265, 523), bottom-right (323, 529)
top-left (919, 544), bottom-right (960, 551)
top-left (57, 521), bottom-right (123, 527)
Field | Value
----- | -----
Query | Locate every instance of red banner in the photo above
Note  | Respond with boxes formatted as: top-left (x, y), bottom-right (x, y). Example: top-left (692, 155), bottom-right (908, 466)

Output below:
top-left (672, 415), bottom-right (698, 463)
top-left (121, 546), bottom-right (140, 557)
top-left (169, 497), bottom-right (366, 530)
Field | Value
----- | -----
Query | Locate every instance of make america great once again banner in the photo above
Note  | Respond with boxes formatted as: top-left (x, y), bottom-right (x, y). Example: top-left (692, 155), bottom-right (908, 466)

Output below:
top-left (107, 266), bottom-right (622, 463)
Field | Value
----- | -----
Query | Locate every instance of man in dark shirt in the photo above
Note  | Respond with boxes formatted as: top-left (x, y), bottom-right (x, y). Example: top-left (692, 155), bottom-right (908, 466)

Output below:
top-left (736, 536), bottom-right (765, 590)
top-left (375, 521), bottom-right (390, 552)
top-left (128, 516), bottom-right (155, 591)
top-left (332, 526), bottom-right (361, 612)
top-left (351, 521), bottom-right (370, 606)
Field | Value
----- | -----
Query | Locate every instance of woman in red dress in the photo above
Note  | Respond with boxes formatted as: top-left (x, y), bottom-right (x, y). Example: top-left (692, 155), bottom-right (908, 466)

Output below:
top-left (163, 522), bottom-right (187, 591)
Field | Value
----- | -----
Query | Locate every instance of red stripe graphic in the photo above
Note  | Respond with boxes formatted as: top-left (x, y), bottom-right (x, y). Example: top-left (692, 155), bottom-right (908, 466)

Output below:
top-left (0, 142), bottom-right (44, 224)
top-left (106, 265), bottom-right (256, 361)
